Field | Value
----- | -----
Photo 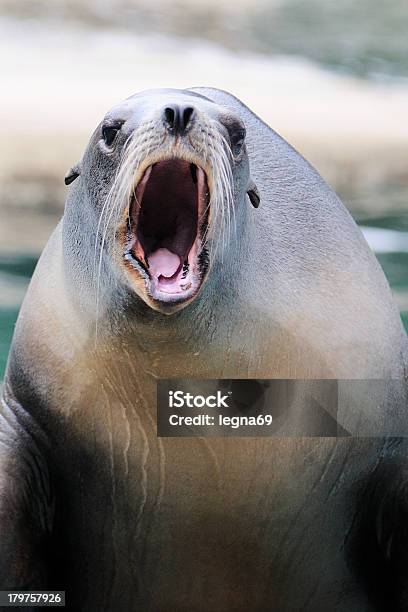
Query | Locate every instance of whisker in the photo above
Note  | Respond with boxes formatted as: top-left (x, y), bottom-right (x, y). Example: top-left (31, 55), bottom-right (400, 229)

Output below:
top-left (92, 114), bottom-right (235, 337)
top-left (93, 125), bottom-right (154, 344)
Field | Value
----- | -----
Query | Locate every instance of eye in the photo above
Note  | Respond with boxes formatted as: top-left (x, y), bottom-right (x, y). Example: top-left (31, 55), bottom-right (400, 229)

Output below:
top-left (231, 127), bottom-right (246, 157)
top-left (102, 125), bottom-right (120, 147)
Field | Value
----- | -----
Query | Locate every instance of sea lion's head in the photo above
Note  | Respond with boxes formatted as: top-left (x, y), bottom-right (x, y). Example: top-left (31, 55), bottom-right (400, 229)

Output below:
top-left (65, 89), bottom-right (259, 314)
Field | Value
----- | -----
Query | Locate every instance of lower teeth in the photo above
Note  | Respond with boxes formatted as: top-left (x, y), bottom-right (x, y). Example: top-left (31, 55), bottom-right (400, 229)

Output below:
top-left (182, 261), bottom-right (189, 279)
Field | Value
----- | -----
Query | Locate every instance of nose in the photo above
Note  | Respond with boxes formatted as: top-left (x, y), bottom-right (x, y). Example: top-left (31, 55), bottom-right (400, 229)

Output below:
top-left (163, 104), bottom-right (195, 136)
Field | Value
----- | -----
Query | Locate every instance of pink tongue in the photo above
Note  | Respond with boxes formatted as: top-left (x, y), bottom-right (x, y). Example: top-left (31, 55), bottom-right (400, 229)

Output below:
top-left (148, 248), bottom-right (181, 279)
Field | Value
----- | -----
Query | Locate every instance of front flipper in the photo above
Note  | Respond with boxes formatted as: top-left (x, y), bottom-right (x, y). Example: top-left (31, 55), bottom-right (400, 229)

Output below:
top-left (0, 388), bottom-right (54, 591)
top-left (348, 452), bottom-right (408, 612)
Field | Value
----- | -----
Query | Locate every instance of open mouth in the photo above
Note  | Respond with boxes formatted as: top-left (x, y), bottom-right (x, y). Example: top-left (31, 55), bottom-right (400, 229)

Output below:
top-left (125, 158), bottom-right (210, 304)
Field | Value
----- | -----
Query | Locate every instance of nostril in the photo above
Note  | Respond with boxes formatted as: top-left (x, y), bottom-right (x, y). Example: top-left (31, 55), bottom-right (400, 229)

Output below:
top-left (164, 107), bottom-right (176, 129)
top-left (163, 104), bottom-right (195, 135)
top-left (182, 107), bottom-right (195, 130)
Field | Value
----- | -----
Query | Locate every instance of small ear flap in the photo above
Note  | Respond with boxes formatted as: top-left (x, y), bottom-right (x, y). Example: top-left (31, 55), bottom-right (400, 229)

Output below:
top-left (64, 163), bottom-right (81, 186)
top-left (247, 180), bottom-right (260, 208)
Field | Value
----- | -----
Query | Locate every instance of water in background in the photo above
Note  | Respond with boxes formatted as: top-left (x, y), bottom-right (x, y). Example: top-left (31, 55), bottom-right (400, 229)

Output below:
top-left (0, 255), bottom-right (36, 377)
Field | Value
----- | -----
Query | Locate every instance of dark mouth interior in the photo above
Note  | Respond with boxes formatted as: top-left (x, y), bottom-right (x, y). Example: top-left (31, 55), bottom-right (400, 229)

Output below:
top-left (136, 159), bottom-right (198, 263)
top-left (128, 158), bottom-right (208, 290)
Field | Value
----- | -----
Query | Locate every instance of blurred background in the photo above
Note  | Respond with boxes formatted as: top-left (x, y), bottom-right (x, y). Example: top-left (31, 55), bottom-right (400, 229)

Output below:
top-left (0, 0), bottom-right (407, 377)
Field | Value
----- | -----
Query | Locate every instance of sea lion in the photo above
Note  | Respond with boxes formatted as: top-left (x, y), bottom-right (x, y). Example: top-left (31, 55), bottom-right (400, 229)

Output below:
top-left (1, 87), bottom-right (407, 611)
